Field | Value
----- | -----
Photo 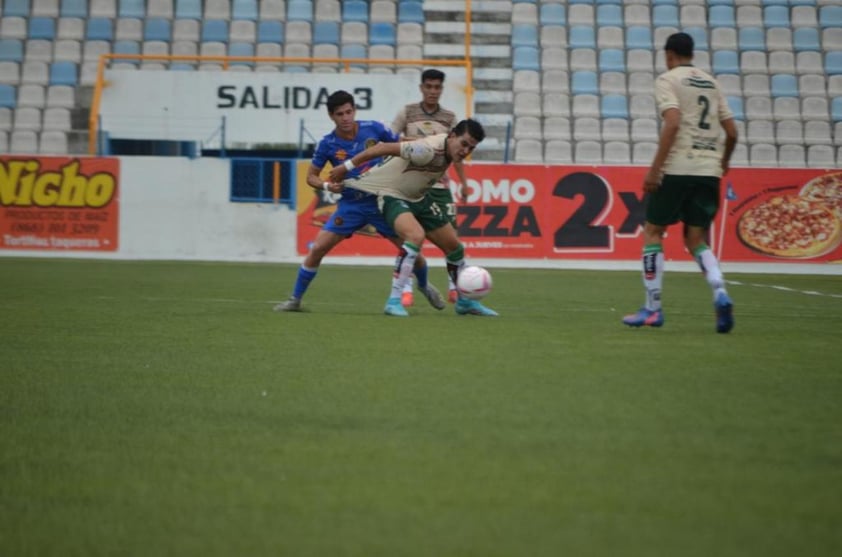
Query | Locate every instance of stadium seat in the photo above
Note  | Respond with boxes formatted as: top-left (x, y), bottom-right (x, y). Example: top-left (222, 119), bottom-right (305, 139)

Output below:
top-left (744, 75), bottom-right (770, 97)
top-left (573, 94), bottom-right (600, 118)
top-left (738, 27), bottom-right (764, 51)
top-left (631, 118), bottom-right (658, 143)
top-left (542, 70), bottom-right (569, 93)
top-left (774, 97), bottom-right (800, 121)
top-left (804, 120), bottom-right (832, 146)
top-left (633, 142), bottom-right (657, 165)
top-left (601, 94), bottom-right (628, 119)
top-left (146, 0), bottom-right (174, 18)
top-left (568, 4), bottom-right (594, 26)
top-left (342, 0), bottom-right (368, 23)
top-left (514, 116), bottom-right (542, 140)
top-left (89, 0), bottom-right (117, 18)
top-left (766, 28), bottom-right (792, 52)
top-left (86, 18), bottom-right (114, 41)
top-left (233, 0), bottom-right (259, 20)
top-left (543, 116), bottom-right (571, 141)
top-left (746, 96), bottom-right (773, 121)
top-left (630, 95), bottom-right (656, 119)
top-left (627, 49), bottom-right (652, 73)
top-left (710, 6), bottom-right (736, 28)
top-left (602, 118), bottom-right (629, 142)
top-left (543, 93), bottom-right (570, 117)
top-left (29, 17), bottom-right (57, 40)
top-left (57, 18), bottom-right (85, 40)
top-left (771, 74), bottom-right (798, 97)
top-left (512, 3), bottom-right (538, 25)
top-left (750, 143), bottom-right (778, 166)
top-left (832, 97), bottom-right (842, 122)
top-left (575, 140), bottom-right (602, 164)
top-left (718, 74), bottom-right (741, 97)
top-left (793, 28), bottom-right (821, 52)
top-left (370, 1), bottom-right (397, 24)
top-left (42, 106), bottom-right (70, 130)
top-left (340, 22), bottom-right (365, 45)
top-left (513, 70), bottom-right (540, 93)
top-left (229, 42), bottom-right (255, 66)
top-left (681, 5), bottom-right (706, 29)
top-left (727, 96), bottom-right (745, 121)
top-left (599, 72), bottom-right (626, 95)
top-left (311, 22), bottom-right (338, 45)
top-left (684, 27), bottom-right (708, 51)
top-left (571, 71), bottom-right (598, 95)
top-left (736, 6), bottom-right (761, 28)
top-left (712, 50), bottom-right (740, 74)
top-left (778, 144), bottom-right (806, 168)
top-left (0, 84), bottom-right (18, 108)
top-left (820, 6), bottom-right (842, 29)
top-left (26, 39), bottom-right (52, 63)
top-left (763, 6), bottom-right (790, 28)
top-left (544, 140), bottom-right (572, 163)
top-left (176, 0), bottom-right (202, 19)
top-left (512, 24), bottom-right (539, 48)
top-left (731, 143), bottom-right (749, 166)
top-left (202, 20), bottom-right (229, 43)
top-left (826, 52), bottom-right (842, 76)
top-left (792, 6), bottom-right (818, 29)
top-left (748, 120), bottom-right (775, 144)
top-left (397, 23), bottom-right (423, 45)
top-left (39, 130), bottom-right (68, 153)
top-left (11, 130), bottom-right (39, 153)
top-left (626, 27), bottom-right (652, 51)
top-left (0, 131), bottom-right (7, 152)
top-left (228, 20), bottom-right (255, 42)
top-left (624, 5), bottom-right (650, 28)
top-left (145, 18), bottom-right (171, 42)
top-left (46, 83), bottom-right (74, 108)
top-left (570, 49), bottom-right (596, 72)
top-left (599, 49), bottom-right (624, 73)
top-left (741, 51), bottom-right (768, 74)
top-left (398, 2), bottom-right (424, 25)
top-left (0, 18), bottom-right (27, 41)
top-left (14, 107), bottom-right (42, 130)
top-left (369, 22), bottom-right (396, 46)
top-left (48, 61), bottom-right (76, 85)
top-left (569, 26), bottom-right (595, 50)
top-left (540, 3), bottom-right (565, 26)
top-left (60, 0), bottom-right (87, 18)
top-left (628, 72), bottom-right (653, 95)
top-left (119, 0), bottom-right (146, 19)
top-left (115, 18), bottom-right (143, 41)
top-left (21, 61), bottom-right (49, 85)
top-left (205, 0), bottom-right (232, 19)
top-left (597, 4), bottom-right (623, 27)
top-left (710, 27), bottom-right (738, 51)
top-left (776, 120), bottom-right (804, 146)
top-left (807, 145), bottom-right (835, 168)
top-left (514, 139), bottom-right (543, 163)
top-left (653, 5), bottom-right (679, 28)
top-left (541, 26), bottom-right (567, 49)
top-left (514, 92), bottom-right (541, 117)
top-left (53, 39), bottom-right (82, 63)
top-left (513, 46), bottom-right (540, 71)
top-left (603, 141), bottom-right (630, 164)
top-left (0, 40), bottom-right (24, 63)
top-left (768, 51), bottom-right (794, 74)
top-left (257, 21), bottom-right (284, 43)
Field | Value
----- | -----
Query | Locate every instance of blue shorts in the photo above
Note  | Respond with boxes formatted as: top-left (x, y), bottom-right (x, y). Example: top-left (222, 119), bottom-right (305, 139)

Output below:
top-left (322, 190), bottom-right (397, 238)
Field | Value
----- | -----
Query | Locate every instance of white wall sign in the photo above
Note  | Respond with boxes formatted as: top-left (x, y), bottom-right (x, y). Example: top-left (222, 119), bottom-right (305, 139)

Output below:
top-left (98, 69), bottom-right (470, 147)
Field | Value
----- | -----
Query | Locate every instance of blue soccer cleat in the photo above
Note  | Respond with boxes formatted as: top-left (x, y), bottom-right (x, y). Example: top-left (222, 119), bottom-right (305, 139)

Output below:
top-left (384, 297), bottom-right (409, 317)
top-left (455, 297), bottom-right (499, 316)
top-left (622, 307), bottom-right (664, 328)
top-left (714, 292), bottom-right (734, 333)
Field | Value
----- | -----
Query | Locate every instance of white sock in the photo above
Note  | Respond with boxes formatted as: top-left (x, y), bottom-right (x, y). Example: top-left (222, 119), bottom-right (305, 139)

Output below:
top-left (693, 245), bottom-right (726, 299)
top-left (390, 242), bottom-right (419, 300)
top-left (402, 277), bottom-right (414, 294)
top-left (642, 245), bottom-right (664, 311)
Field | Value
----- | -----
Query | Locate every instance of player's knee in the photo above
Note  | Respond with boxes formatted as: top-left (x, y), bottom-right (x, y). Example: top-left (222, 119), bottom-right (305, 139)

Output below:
top-left (446, 244), bottom-right (465, 263)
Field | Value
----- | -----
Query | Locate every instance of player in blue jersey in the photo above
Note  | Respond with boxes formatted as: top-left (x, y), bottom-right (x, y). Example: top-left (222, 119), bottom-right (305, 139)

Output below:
top-left (274, 90), bottom-right (445, 312)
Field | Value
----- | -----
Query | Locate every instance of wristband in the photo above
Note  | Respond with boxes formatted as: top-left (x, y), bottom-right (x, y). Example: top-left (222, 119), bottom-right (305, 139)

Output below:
top-left (343, 159), bottom-right (356, 171)
top-left (322, 182), bottom-right (330, 191)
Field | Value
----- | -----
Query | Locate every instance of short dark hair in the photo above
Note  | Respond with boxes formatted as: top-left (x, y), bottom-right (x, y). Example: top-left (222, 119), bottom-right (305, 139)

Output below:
top-left (664, 32), bottom-right (694, 57)
top-left (421, 69), bottom-right (445, 83)
top-left (326, 90), bottom-right (354, 114)
top-left (452, 118), bottom-right (485, 143)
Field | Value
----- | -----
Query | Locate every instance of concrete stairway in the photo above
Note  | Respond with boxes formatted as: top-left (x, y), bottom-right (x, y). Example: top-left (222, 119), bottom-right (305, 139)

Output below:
top-left (421, 1), bottom-right (515, 161)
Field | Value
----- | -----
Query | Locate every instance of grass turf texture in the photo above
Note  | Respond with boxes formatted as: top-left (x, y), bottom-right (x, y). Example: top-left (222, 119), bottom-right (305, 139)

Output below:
top-left (1, 258), bottom-right (841, 556)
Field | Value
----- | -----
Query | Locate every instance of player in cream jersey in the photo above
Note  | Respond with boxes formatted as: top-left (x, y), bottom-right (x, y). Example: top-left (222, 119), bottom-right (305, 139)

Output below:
top-left (392, 69), bottom-right (469, 304)
top-left (328, 119), bottom-right (498, 317)
top-left (623, 33), bottom-right (738, 334)
top-left (655, 65), bottom-right (733, 177)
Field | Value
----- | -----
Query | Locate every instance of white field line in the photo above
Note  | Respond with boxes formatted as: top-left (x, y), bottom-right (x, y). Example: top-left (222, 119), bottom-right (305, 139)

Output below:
top-left (726, 280), bottom-right (842, 300)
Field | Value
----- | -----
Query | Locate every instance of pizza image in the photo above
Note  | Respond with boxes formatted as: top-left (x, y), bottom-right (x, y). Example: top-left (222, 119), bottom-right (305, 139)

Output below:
top-left (800, 171), bottom-right (842, 218)
top-left (737, 195), bottom-right (842, 258)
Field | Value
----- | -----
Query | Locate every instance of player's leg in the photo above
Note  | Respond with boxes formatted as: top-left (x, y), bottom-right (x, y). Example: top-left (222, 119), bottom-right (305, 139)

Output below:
top-left (426, 224), bottom-right (499, 317)
top-left (427, 188), bottom-right (460, 302)
top-left (683, 178), bottom-right (733, 333)
top-left (274, 227), bottom-right (346, 311)
top-left (379, 197), bottom-right (427, 316)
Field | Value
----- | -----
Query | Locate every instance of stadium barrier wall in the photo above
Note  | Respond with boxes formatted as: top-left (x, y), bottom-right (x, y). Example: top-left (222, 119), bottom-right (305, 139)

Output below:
top-left (1, 156), bottom-right (841, 273)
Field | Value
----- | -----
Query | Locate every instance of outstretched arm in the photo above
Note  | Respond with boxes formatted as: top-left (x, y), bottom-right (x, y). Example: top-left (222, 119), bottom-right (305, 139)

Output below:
top-left (328, 142), bottom-right (403, 183)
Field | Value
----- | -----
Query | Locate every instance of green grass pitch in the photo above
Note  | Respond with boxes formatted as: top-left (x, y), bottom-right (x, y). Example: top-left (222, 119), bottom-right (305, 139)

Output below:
top-left (1, 257), bottom-right (841, 556)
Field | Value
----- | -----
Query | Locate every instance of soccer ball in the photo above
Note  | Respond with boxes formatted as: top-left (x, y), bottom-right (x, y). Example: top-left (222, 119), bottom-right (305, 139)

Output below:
top-left (456, 266), bottom-right (493, 300)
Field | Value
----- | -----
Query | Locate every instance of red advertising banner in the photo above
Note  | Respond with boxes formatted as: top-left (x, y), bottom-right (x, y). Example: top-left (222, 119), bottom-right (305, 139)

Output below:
top-left (295, 162), bottom-right (842, 264)
top-left (1, 156), bottom-right (120, 252)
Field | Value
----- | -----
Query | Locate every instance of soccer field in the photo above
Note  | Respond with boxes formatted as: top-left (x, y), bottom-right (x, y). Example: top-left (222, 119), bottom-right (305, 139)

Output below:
top-left (1, 258), bottom-right (840, 556)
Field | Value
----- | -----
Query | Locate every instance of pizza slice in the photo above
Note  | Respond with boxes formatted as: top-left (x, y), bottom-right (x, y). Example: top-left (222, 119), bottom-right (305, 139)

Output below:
top-left (800, 171), bottom-right (842, 218)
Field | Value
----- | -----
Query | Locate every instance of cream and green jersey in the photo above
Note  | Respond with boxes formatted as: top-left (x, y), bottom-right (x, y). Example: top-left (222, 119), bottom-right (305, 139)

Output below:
top-left (343, 135), bottom-right (449, 202)
top-left (655, 64), bottom-right (734, 177)
top-left (391, 103), bottom-right (456, 189)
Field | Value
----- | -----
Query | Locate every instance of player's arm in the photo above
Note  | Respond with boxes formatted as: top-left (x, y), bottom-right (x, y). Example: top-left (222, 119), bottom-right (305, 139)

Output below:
top-left (306, 163), bottom-right (343, 193)
top-left (720, 118), bottom-right (738, 177)
top-left (328, 142), bottom-right (404, 182)
top-left (453, 160), bottom-right (469, 200)
top-left (644, 107), bottom-right (680, 193)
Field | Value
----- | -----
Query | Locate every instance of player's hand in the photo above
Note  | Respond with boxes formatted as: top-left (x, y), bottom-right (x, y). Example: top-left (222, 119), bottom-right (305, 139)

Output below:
top-left (460, 183), bottom-right (469, 201)
top-left (643, 169), bottom-right (661, 193)
top-left (329, 165), bottom-right (347, 183)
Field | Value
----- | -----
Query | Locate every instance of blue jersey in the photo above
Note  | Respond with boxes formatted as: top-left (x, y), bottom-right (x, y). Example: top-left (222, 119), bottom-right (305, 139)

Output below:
top-left (312, 121), bottom-right (399, 202)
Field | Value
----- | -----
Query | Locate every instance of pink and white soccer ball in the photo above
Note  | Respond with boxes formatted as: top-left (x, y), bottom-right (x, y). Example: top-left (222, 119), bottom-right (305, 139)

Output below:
top-left (456, 266), bottom-right (493, 300)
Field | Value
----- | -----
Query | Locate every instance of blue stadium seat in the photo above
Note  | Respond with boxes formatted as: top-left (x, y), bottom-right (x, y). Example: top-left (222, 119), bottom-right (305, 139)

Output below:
top-left (145, 19), bottom-right (172, 42)
top-left (599, 49), bottom-right (625, 72)
top-left (0, 40), bottom-right (24, 63)
top-left (4, 0), bottom-right (32, 18)
top-left (287, 0), bottom-right (314, 22)
top-left (87, 18), bottom-right (114, 41)
top-left (626, 26), bottom-right (652, 50)
top-left (313, 22), bottom-right (339, 45)
top-left (398, 2), bottom-right (424, 24)
top-left (832, 97), bottom-right (842, 122)
top-left (202, 20), bottom-right (229, 43)
top-left (0, 84), bottom-right (16, 108)
top-left (820, 7), bottom-right (842, 29)
top-left (29, 17), bottom-right (57, 40)
top-left (653, 6), bottom-right (679, 28)
top-left (176, 0), bottom-right (203, 19)
top-left (764, 6), bottom-right (790, 28)
top-left (540, 3), bottom-right (565, 26)
top-left (569, 26), bottom-right (596, 49)
top-left (597, 5), bottom-right (623, 27)
top-left (771, 74), bottom-right (799, 97)
top-left (343, 1), bottom-right (369, 23)
top-left (793, 28), bottom-right (820, 52)
top-left (571, 71), bottom-right (598, 95)
top-left (712, 50), bottom-right (739, 74)
top-left (119, 0), bottom-right (146, 19)
top-left (826, 52), bottom-right (842, 76)
top-left (601, 94), bottom-right (629, 119)
top-left (229, 42), bottom-right (255, 65)
top-left (114, 40), bottom-right (141, 59)
top-left (232, 0), bottom-right (258, 20)
top-left (49, 61), bottom-right (78, 86)
top-left (709, 6), bottom-right (736, 28)
top-left (512, 24), bottom-right (538, 48)
top-left (258, 21), bottom-right (284, 43)
top-left (61, 0), bottom-right (88, 18)
top-left (727, 96), bottom-right (745, 121)
top-left (684, 27), bottom-right (708, 51)
top-left (340, 43), bottom-right (367, 68)
top-left (512, 46), bottom-right (540, 71)
top-left (171, 63), bottom-right (195, 71)
top-left (369, 22), bottom-right (396, 46)
top-left (738, 27), bottom-right (764, 51)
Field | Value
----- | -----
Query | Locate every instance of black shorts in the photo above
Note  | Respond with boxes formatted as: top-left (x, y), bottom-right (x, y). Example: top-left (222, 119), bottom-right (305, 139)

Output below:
top-left (646, 174), bottom-right (721, 228)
